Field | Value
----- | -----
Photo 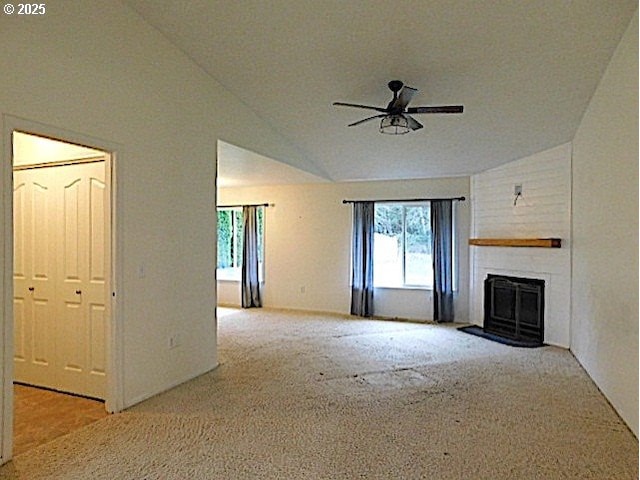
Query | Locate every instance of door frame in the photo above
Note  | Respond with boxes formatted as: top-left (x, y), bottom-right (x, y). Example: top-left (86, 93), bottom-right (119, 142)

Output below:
top-left (0, 115), bottom-right (124, 462)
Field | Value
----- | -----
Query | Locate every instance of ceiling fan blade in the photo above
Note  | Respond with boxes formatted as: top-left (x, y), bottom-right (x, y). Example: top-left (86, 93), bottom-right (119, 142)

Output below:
top-left (333, 102), bottom-right (387, 113)
top-left (389, 86), bottom-right (417, 110)
top-left (406, 105), bottom-right (464, 114)
top-left (406, 115), bottom-right (423, 131)
top-left (348, 114), bottom-right (386, 127)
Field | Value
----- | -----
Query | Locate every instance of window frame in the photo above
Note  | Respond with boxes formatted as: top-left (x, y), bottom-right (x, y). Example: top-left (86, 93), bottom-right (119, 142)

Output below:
top-left (216, 206), bottom-right (264, 283)
top-left (372, 201), bottom-right (457, 291)
top-left (374, 202), bottom-right (432, 290)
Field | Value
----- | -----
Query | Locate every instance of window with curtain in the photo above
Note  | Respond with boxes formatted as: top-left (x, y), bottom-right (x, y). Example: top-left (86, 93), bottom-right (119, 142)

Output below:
top-left (373, 202), bottom-right (456, 289)
top-left (217, 207), bottom-right (264, 281)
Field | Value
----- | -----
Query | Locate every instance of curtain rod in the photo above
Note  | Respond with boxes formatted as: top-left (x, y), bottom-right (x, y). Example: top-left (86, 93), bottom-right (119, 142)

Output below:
top-left (342, 196), bottom-right (465, 204)
top-left (217, 203), bottom-right (272, 209)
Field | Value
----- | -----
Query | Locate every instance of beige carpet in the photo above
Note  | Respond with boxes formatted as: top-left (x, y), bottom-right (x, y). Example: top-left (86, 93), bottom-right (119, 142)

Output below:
top-left (1, 308), bottom-right (636, 479)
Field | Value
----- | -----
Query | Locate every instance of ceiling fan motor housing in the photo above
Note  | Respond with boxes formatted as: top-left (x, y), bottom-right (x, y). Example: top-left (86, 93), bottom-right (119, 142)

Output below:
top-left (388, 80), bottom-right (404, 93)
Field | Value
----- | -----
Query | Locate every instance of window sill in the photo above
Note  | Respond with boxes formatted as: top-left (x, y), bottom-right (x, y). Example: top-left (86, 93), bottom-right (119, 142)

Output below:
top-left (216, 278), bottom-right (266, 284)
top-left (374, 285), bottom-right (433, 292)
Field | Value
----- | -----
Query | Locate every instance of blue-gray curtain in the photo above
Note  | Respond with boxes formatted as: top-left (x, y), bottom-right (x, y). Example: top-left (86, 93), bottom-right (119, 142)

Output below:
top-left (431, 200), bottom-right (454, 322)
top-left (350, 202), bottom-right (374, 317)
top-left (241, 206), bottom-right (262, 308)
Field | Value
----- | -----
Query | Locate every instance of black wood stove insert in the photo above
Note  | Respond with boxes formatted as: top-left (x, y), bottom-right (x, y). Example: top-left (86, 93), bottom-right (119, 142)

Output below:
top-left (484, 274), bottom-right (545, 345)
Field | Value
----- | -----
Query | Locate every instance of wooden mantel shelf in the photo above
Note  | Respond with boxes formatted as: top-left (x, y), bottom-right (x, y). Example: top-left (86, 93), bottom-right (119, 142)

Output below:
top-left (469, 238), bottom-right (561, 248)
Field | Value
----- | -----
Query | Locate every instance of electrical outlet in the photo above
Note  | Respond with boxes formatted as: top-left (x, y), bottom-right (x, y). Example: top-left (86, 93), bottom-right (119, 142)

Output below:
top-left (300, 286), bottom-right (306, 294)
top-left (514, 184), bottom-right (522, 196)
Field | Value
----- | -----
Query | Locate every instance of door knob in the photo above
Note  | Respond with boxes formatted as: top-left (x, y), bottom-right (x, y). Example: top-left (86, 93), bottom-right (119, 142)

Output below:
top-left (75, 290), bottom-right (82, 295)
top-left (28, 287), bottom-right (34, 292)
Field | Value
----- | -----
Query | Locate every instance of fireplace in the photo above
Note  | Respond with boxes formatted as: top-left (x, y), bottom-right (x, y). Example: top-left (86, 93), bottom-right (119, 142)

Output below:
top-left (484, 274), bottom-right (544, 344)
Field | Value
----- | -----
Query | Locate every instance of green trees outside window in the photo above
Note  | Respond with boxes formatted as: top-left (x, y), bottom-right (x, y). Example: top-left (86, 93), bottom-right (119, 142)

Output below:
top-left (373, 203), bottom-right (432, 288)
top-left (217, 207), bottom-right (264, 280)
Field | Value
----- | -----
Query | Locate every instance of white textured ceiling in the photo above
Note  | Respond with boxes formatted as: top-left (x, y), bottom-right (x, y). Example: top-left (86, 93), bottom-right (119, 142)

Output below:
top-left (125, 0), bottom-right (636, 184)
top-left (217, 141), bottom-right (326, 188)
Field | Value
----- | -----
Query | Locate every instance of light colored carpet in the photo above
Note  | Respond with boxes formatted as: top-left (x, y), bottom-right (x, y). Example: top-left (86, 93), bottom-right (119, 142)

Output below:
top-left (1, 308), bottom-right (636, 479)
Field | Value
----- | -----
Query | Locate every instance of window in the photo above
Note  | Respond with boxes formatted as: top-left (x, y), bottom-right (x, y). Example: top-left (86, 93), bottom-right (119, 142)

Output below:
top-left (217, 207), bottom-right (264, 281)
top-left (373, 203), bottom-right (433, 288)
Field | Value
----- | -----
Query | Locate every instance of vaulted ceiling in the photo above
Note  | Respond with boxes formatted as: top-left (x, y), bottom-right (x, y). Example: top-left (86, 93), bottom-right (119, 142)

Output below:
top-left (125, 0), bottom-right (636, 183)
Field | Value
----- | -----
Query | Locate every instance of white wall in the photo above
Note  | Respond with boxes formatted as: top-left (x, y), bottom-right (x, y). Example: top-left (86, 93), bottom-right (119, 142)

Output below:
top-left (218, 177), bottom-right (470, 322)
top-left (0, 1), bottom-right (308, 414)
top-left (13, 132), bottom-right (103, 166)
top-left (469, 143), bottom-right (572, 347)
top-left (571, 10), bottom-right (638, 436)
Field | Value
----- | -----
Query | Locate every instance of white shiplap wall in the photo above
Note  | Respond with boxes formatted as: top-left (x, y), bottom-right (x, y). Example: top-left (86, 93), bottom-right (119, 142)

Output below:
top-left (469, 143), bottom-right (572, 347)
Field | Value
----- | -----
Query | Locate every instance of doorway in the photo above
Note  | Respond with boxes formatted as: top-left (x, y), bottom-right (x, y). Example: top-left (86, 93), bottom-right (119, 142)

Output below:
top-left (8, 130), bottom-right (115, 457)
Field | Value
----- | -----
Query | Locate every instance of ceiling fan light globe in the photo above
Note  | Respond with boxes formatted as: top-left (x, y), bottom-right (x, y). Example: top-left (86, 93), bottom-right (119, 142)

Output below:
top-left (380, 114), bottom-right (410, 135)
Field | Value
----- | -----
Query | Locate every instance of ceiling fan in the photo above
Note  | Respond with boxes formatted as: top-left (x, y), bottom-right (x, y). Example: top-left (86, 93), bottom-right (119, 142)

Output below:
top-left (333, 80), bottom-right (463, 135)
